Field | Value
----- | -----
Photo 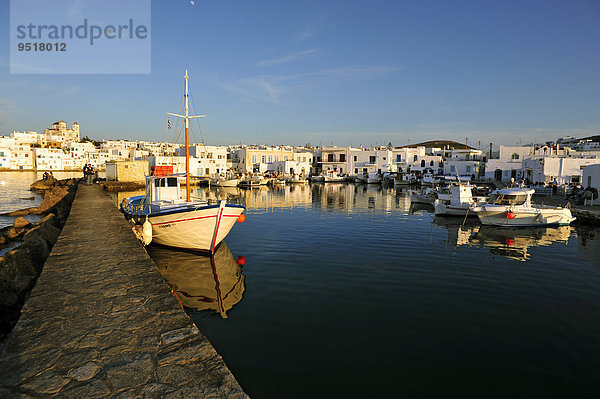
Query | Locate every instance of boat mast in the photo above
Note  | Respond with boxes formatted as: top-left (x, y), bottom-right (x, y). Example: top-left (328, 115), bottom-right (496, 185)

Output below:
top-left (184, 70), bottom-right (191, 202)
top-left (167, 70), bottom-right (205, 203)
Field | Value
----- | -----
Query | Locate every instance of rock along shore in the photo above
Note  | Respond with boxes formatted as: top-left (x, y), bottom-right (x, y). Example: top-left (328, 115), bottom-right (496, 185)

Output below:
top-left (0, 183), bottom-right (248, 398)
top-left (0, 178), bottom-right (78, 340)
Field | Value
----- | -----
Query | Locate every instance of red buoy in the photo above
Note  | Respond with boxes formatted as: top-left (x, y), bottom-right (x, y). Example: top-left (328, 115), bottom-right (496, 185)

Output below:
top-left (237, 213), bottom-right (246, 223)
top-left (506, 212), bottom-right (516, 219)
top-left (236, 256), bottom-right (246, 266)
top-left (505, 238), bottom-right (514, 246)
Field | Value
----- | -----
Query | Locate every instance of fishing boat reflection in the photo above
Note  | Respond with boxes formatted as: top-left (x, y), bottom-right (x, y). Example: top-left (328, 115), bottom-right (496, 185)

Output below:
top-left (147, 243), bottom-right (246, 318)
top-left (432, 217), bottom-right (480, 247)
top-left (470, 225), bottom-right (572, 261)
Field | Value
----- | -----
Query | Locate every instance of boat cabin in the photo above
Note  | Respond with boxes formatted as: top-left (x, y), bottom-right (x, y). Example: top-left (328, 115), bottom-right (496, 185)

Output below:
top-left (486, 188), bottom-right (534, 207)
top-left (145, 174), bottom-right (185, 204)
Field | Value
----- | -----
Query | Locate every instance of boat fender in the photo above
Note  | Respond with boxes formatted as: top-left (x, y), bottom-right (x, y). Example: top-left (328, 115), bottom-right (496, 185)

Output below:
top-left (236, 256), bottom-right (246, 266)
top-left (505, 211), bottom-right (516, 219)
top-left (237, 213), bottom-right (246, 223)
top-left (142, 217), bottom-right (152, 245)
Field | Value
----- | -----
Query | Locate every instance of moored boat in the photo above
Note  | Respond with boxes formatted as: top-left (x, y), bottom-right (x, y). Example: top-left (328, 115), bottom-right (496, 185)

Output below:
top-left (434, 183), bottom-right (486, 217)
top-left (121, 71), bottom-right (245, 254)
top-left (472, 188), bottom-right (575, 227)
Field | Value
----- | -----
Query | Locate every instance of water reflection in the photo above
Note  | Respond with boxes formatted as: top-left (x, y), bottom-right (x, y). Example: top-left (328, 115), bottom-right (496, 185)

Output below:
top-left (472, 225), bottom-right (571, 261)
top-left (190, 183), bottom-right (413, 214)
top-left (433, 216), bottom-right (573, 261)
top-left (147, 243), bottom-right (246, 318)
top-left (433, 217), bottom-right (480, 247)
top-left (576, 226), bottom-right (600, 266)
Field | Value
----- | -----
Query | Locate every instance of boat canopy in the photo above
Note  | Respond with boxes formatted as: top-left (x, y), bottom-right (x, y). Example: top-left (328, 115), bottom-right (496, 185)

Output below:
top-left (494, 188), bottom-right (535, 196)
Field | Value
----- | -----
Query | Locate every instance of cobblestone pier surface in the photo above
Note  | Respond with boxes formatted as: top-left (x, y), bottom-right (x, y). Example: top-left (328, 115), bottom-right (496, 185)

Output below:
top-left (0, 183), bottom-right (249, 398)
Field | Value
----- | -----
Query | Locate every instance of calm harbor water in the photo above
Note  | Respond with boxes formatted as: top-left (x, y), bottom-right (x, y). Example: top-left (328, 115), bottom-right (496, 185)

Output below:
top-left (6, 174), bottom-right (600, 397)
top-left (145, 183), bottom-right (600, 398)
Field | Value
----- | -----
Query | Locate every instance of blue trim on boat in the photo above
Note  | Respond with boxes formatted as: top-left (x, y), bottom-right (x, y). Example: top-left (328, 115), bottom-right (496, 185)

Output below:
top-left (123, 201), bottom-right (244, 218)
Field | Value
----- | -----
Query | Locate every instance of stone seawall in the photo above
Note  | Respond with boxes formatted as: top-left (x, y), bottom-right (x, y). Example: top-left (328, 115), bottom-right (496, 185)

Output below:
top-left (0, 179), bottom-right (78, 340)
top-left (0, 183), bottom-right (248, 398)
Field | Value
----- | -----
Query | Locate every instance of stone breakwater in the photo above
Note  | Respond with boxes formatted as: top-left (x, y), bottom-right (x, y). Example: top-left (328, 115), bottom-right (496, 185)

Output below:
top-left (0, 178), bottom-right (78, 340)
top-left (0, 183), bottom-right (248, 398)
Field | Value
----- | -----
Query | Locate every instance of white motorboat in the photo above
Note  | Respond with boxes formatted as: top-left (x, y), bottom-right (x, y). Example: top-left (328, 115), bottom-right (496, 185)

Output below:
top-left (472, 188), bottom-right (575, 227)
top-left (434, 183), bottom-right (486, 217)
top-left (121, 71), bottom-right (245, 254)
top-left (310, 175), bottom-right (325, 182)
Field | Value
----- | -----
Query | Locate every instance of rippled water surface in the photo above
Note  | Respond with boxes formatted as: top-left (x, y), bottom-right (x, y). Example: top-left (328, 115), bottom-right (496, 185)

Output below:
top-left (0, 171), bottom-right (83, 229)
top-left (148, 183), bottom-right (600, 399)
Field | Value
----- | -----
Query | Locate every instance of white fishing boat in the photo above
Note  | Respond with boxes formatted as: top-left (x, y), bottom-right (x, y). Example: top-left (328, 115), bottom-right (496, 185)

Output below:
top-left (472, 187), bottom-right (575, 227)
top-left (355, 173), bottom-right (368, 184)
top-left (421, 172), bottom-right (441, 186)
top-left (210, 172), bottom-right (239, 187)
top-left (323, 170), bottom-right (345, 182)
top-left (409, 188), bottom-right (436, 205)
top-left (434, 183), bottom-right (486, 217)
top-left (238, 175), bottom-right (262, 188)
top-left (394, 173), bottom-right (416, 186)
top-left (286, 173), bottom-right (308, 184)
top-left (367, 173), bottom-right (382, 184)
top-left (121, 71), bottom-right (245, 254)
top-left (270, 178), bottom-right (287, 186)
top-left (310, 175), bottom-right (325, 182)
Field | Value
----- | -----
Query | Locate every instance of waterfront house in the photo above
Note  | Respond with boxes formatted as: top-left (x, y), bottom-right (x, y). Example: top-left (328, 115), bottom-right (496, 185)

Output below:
top-left (177, 145), bottom-right (228, 175)
top-left (106, 160), bottom-right (149, 182)
top-left (9, 144), bottom-right (34, 170)
top-left (234, 145), bottom-right (295, 173)
top-left (582, 164), bottom-right (600, 205)
top-left (320, 146), bottom-right (355, 175)
top-left (443, 149), bottom-right (485, 179)
top-left (522, 155), bottom-right (600, 185)
top-left (33, 148), bottom-right (69, 171)
top-left (0, 147), bottom-right (11, 169)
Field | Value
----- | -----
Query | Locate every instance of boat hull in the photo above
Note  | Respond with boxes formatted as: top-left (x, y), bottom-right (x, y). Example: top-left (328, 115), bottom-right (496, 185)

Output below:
top-left (434, 201), bottom-right (476, 216)
top-left (475, 206), bottom-right (575, 227)
top-left (129, 203), bottom-right (244, 253)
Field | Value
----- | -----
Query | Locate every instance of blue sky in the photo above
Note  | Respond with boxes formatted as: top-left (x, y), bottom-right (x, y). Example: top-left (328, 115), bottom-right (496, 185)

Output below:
top-left (1, 0), bottom-right (599, 147)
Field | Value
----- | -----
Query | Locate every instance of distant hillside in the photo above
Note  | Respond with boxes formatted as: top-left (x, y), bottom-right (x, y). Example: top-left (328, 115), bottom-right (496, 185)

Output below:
top-left (396, 140), bottom-right (475, 150)
top-left (581, 135), bottom-right (600, 142)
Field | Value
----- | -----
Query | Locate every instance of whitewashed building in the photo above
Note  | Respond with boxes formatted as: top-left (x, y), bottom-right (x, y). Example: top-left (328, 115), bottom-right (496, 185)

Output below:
top-left (582, 164), bottom-right (600, 205)
top-left (484, 145), bottom-right (535, 181)
top-left (443, 149), bottom-right (485, 178)
top-left (0, 147), bottom-right (11, 169)
top-left (177, 145), bottom-right (229, 175)
top-left (522, 156), bottom-right (600, 185)
top-left (235, 146), bottom-right (295, 173)
top-left (33, 148), bottom-right (69, 170)
top-left (10, 144), bottom-right (34, 170)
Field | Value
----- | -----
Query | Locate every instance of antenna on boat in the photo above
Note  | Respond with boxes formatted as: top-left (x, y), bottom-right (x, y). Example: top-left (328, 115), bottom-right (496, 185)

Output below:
top-left (167, 70), bottom-right (206, 202)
